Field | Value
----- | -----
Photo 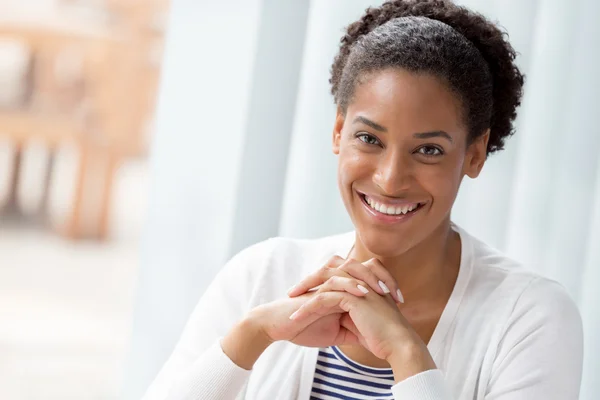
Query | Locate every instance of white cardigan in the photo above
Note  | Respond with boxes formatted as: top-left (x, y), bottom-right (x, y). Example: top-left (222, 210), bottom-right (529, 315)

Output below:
top-left (143, 225), bottom-right (583, 399)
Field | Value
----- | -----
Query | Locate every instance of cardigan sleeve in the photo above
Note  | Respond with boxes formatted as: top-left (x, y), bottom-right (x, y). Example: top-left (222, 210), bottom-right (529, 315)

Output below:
top-left (391, 278), bottom-right (583, 400)
top-left (483, 278), bottom-right (583, 399)
top-left (142, 239), bottom-right (277, 400)
top-left (391, 369), bottom-right (452, 398)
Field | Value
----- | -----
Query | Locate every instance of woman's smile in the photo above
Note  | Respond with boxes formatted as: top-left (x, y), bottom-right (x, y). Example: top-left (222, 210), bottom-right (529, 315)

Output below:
top-left (356, 190), bottom-right (426, 224)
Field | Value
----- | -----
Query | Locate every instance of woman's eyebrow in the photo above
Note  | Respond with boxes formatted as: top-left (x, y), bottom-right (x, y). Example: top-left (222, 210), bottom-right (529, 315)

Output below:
top-left (353, 116), bottom-right (387, 132)
top-left (413, 131), bottom-right (453, 143)
top-left (353, 116), bottom-right (454, 143)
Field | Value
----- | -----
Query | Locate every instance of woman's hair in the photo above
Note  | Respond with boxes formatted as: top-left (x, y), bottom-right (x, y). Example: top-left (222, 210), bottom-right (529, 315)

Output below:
top-left (330, 0), bottom-right (525, 155)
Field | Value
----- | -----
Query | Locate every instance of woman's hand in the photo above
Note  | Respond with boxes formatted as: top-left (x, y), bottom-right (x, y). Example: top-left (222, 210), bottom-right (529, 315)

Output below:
top-left (287, 255), bottom-right (404, 304)
top-left (287, 256), bottom-right (435, 375)
top-left (249, 255), bottom-right (400, 348)
top-left (250, 283), bottom-right (369, 348)
top-left (223, 282), bottom-right (371, 370)
top-left (223, 287), bottom-right (368, 370)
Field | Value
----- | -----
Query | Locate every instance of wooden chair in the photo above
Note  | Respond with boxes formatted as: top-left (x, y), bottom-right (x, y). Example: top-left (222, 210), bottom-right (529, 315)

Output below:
top-left (0, 1), bottom-right (169, 239)
top-left (0, 7), bottom-right (131, 239)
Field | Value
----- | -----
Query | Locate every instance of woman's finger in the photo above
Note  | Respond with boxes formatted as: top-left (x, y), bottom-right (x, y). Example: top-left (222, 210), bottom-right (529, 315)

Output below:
top-left (339, 313), bottom-right (367, 347)
top-left (362, 258), bottom-right (404, 303)
top-left (289, 291), bottom-right (355, 321)
top-left (287, 255), bottom-right (346, 297)
top-left (332, 326), bottom-right (361, 346)
top-left (338, 258), bottom-right (387, 297)
top-left (340, 258), bottom-right (403, 303)
top-left (317, 275), bottom-right (371, 298)
top-left (340, 313), bottom-right (359, 337)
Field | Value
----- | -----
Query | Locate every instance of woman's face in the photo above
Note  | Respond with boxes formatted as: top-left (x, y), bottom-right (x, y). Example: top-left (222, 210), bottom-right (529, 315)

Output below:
top-left (333, 68), bottom-right (488, 257)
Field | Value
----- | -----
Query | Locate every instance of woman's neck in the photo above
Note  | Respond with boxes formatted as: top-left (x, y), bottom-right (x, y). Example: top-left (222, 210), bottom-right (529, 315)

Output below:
top-left (348, 219), bottom-right (461, 304)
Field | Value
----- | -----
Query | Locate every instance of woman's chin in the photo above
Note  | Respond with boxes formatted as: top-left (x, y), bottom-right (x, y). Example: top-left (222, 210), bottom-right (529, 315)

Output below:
top-left (356, 230), bottom-right (413, 259)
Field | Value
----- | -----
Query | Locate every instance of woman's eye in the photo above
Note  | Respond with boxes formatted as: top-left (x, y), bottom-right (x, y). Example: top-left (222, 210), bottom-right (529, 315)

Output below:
top-left (357, 133), bottom-right (380, 146)
top-left (417, 146), bottom-right (443, 156)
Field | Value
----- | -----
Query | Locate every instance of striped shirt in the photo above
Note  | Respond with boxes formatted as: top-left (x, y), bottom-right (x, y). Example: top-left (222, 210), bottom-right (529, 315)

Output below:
top-left (310, 346), bottom-right (395, 399)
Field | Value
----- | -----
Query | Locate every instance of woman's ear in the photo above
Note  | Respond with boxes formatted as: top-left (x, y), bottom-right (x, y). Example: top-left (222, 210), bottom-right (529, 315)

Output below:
top-left (332, 107), bottom-right (344, 155)
top-left (464, 129), bottom-right (490, 178)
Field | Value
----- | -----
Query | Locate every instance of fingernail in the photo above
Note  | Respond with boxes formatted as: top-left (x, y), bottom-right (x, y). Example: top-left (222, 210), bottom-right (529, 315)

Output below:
top-left (378, 281), bottom-right (390, 294)
top-left (287, 285), bottom-right (296, 295)
top-left (289, 310), bottom-right (299, 320)
top-left (357, 285), bottom-right (369, 294)
top-left (396, 289), bottom-right (404, 303)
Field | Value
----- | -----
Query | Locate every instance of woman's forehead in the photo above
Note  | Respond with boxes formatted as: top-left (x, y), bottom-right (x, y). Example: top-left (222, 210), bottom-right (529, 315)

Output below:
top-left (347, 69), bottom-right (466, 135)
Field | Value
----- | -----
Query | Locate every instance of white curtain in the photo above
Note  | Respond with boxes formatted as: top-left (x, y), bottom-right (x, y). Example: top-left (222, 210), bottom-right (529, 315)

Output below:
top-left (125, 0), bottom-right (600, 398)
top-left (452, 1), bottom-right (600, 398)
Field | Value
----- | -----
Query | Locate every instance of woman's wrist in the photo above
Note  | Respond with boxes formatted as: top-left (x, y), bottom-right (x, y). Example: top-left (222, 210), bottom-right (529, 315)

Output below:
top-left (221, 312), bottom-right (273, 370)
top-left (387, 340), bottom-right (437, 384)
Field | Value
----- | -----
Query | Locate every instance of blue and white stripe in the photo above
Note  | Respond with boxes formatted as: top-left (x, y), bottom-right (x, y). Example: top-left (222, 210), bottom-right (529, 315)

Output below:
top-left (309, 346), bottom-right (395, 399)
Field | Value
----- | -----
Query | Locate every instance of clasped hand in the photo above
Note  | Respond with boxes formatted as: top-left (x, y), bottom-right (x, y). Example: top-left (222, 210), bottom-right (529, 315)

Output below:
top-left (256, 256), bottom-right (423, 363)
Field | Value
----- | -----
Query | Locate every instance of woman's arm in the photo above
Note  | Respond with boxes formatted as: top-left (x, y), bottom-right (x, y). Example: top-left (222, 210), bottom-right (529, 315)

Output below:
top-left (161, 314), bottom-right (273, 400)
top-left (288, 260), bottom-right (583, 400)
top-left (142, 240), bottom-right (365, 400)
top-left (482, 278), bottom-right (583, 399)
top-left (388, 277), bottom-right (583, 400)
top-left (141, 239), bottom-right (277, 400)
top-left (220, 314), bottom-right (272, 370)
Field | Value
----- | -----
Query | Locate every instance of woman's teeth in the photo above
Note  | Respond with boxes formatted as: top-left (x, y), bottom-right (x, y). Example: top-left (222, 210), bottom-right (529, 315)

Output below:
top-left (365, 196), bottom-right (419, 216)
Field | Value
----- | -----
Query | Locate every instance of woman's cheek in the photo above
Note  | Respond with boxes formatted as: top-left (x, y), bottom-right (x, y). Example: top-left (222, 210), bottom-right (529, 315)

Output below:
top-left (339, 151), bottom-right (369, 181)
top-left (419, 167), bottom-right (460, 205)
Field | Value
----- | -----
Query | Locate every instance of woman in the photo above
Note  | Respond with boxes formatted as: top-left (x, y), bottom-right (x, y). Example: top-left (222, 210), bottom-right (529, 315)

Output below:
top-left (144, 1), bottom-right (583, 399)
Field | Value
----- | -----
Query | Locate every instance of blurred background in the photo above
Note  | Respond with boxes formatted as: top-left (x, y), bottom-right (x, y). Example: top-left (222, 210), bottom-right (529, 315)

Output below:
top-left (0, 0), bottom-right (598, 399)
top-left (0, 0), bottom-right (165, 398)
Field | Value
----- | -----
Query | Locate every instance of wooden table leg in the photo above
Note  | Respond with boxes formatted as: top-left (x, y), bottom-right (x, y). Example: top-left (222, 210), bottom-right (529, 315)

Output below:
top-left (2, 141), bottom-right (23, 217)
top-left (97, 151), bottom-right (119, 240)
top-left (64, 143), bottom-right (88, 239)
top-left (62, 143), bottom-right (118, 240)
top-left (35, 149), bottom-right (54, 222)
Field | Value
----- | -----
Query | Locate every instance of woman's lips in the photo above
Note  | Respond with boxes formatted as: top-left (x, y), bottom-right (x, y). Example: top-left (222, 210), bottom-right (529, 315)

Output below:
top-left (357, 191), bottom-right (424, 224)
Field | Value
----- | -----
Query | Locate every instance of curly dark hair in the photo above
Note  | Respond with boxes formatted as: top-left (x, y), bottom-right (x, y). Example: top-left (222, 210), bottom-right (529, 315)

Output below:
top-left (330, 0), bottom-right (525, 155)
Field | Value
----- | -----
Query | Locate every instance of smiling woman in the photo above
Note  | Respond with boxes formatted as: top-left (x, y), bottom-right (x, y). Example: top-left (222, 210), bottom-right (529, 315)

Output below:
top-left (142, 1), bottom-right (583, 400)
top-left (333, 68), bottom-right (486, 259)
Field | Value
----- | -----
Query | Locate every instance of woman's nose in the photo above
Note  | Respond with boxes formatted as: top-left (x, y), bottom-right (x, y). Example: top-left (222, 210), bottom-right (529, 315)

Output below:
top-left (372, 152), bottom-right (413, 196)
